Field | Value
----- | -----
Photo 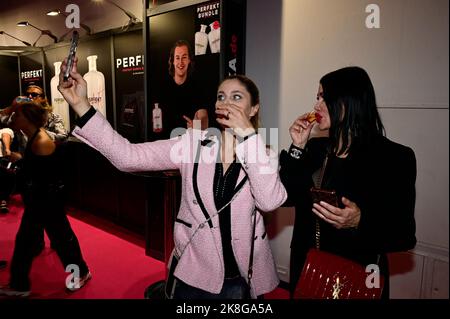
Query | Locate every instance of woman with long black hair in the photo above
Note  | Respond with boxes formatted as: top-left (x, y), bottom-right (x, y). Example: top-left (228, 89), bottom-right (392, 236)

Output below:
top-left (280, 66), bottom-right (417, 299)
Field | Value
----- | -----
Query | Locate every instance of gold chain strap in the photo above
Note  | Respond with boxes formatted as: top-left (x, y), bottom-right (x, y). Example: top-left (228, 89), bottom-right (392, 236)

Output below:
top-left (315, 218), bottom-right (321, 249)
top-left (314, 155), bottom-right (328, 250)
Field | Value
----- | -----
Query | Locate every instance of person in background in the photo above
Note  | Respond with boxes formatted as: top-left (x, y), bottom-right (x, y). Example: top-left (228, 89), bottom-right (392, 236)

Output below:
top-left (25, 85), bottom-right (68, 143)
top-left (279, 66), bottom-right (417, 299)
top-left (0, 127), bottom-right (19, 213)
top-left (25, 85), bottom-right (69, 254)
top-left (156, 40), bottom-right (210, 138)
top-left (0, 128), bottom-right (12, 271)
top-left (0, 97), bottom-right (90, 298)
top-left (0, 85), bottom-right (69, 216)
top-left (0, 125), bottom-right (18, 270)
top-left (1, 127), bottom-right (13, 157)
top-left (58, 57), bottom-right (286, 299)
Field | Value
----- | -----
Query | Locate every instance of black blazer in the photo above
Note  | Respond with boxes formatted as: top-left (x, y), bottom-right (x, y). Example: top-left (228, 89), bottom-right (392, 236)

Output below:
top-left (280, 135), bottom-right (417, 287)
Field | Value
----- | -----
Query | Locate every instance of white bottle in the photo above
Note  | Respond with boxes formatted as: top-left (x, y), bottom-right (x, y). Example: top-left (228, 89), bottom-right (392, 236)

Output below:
top-left (50, 61), bottom-right (70, 131)
top-left (152, 103), bottom-right (163, 133)
top-left (195, 24), bottom-right (208, 56)
top-left (208, 21), bottom-right (221, 54)
top-left (83, 55), bottom-right (106, 116)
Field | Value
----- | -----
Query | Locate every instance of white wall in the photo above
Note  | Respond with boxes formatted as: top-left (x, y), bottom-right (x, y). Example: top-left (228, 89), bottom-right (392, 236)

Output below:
top-left (247, 0), bottom-right (449, 298)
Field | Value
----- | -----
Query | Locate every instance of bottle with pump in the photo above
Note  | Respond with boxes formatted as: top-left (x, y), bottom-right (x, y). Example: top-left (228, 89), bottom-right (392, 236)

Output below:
top-left (83, 55), bottom-right (106, 116)
top-left (195, 24), bottom-right (208, 55)
top-left (208, 21), bottom-right (221, 54)
top-left (152, 103), bottom-right (163, 133)
top-left (50, 61), bottom-right (70, 131)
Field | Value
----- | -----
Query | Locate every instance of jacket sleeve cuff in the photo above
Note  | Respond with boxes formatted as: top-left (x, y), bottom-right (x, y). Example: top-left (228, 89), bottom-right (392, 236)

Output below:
top-left (288, 144), bottom-right (305, 160)
top-left (76, 106), bottom-right (97, 128)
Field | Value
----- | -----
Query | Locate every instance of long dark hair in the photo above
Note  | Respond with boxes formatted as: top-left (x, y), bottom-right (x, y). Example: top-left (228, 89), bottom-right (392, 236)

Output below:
top-left (320, 66), bottom-right (385, 155)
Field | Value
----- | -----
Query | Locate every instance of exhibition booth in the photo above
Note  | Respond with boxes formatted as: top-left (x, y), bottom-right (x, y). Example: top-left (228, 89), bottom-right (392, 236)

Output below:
top-left (0, 0), bottom-right (246, 267)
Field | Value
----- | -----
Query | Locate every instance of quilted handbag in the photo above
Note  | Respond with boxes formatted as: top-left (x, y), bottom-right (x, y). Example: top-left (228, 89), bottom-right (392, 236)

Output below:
top-left (294, 249), bottom-right (384, 299)
top-left (295, 155), bottom-right (384, 299)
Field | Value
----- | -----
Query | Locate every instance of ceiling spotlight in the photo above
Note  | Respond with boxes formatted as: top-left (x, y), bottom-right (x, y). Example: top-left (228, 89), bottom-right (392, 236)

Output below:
top-left (17, 21), bottom-right (58, 46)
top-left (46, 9), bottom-right (60, 16)
top-left (0, 30), bottom-right (32, 46)
top-left (93, 0), bottom-right (140, 30)
top-left (46, 9), bottom-right (92, 37)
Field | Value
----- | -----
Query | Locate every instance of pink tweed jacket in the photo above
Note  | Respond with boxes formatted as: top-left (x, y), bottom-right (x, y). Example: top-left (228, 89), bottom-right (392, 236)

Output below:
top-left (73, 112), bottom-right (287, 297)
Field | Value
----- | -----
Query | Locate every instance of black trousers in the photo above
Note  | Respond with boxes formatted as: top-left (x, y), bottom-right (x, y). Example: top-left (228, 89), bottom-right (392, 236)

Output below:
top-left (0, 168), bottom-right (15, 201)
top-left (9, 189), bottom-right (89, 291)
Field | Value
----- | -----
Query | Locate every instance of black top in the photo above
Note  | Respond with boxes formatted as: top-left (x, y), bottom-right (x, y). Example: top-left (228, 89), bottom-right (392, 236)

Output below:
top-left (213, 160), bottom-right (242, 279)
top-left (21, 129), bottom-right (63, 196)
top-left (155, 75), bottom-right (206, 140)
top-left (280, 136), bottom-right (417, 285)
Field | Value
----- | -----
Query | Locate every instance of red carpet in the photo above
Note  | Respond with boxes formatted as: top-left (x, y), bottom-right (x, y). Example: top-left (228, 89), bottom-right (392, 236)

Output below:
top-left (0, 194), bottom-right (289, 299)
top-left (0, 195), bottom-right (165, 299)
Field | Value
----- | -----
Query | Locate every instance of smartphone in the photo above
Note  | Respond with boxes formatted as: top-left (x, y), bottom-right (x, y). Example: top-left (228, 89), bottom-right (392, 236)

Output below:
top-left (63, 30), bottom-right (79, 81)
top-left (310, 187), bottom-right (339, 207)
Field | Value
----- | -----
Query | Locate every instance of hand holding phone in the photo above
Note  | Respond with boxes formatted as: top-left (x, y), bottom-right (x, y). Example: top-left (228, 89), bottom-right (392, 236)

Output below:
top-left (310, 187), bottom-right (339, 207)
top-left (64, 30), bottom-right (79, 81)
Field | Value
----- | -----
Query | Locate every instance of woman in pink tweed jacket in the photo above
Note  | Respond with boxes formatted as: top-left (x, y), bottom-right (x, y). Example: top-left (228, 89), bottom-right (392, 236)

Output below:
top-left (58, 58), bottom-right (287, 299)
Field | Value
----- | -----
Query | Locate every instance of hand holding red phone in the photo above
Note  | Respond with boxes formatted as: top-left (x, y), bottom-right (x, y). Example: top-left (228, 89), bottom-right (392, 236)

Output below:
top-left (312, 196), bottom-right (361, 229)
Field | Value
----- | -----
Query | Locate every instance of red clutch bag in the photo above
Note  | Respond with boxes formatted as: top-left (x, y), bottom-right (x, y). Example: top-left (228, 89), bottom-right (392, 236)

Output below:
top-left (294, 249), bottom-right (384, 299)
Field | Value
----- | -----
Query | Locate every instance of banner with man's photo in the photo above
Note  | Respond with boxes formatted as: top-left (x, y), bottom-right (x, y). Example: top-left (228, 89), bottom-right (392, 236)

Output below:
top-left (146, 0), bottom-right (246, 141)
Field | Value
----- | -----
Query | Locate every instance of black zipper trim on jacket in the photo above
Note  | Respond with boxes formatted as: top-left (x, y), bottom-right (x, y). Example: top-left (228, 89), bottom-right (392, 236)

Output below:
top-left (216, 174), bottom-right (248, 212)
top-left (175, 218), bottom-right (192, 228)
top-left (193, 140), bottom-right (214, 228)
